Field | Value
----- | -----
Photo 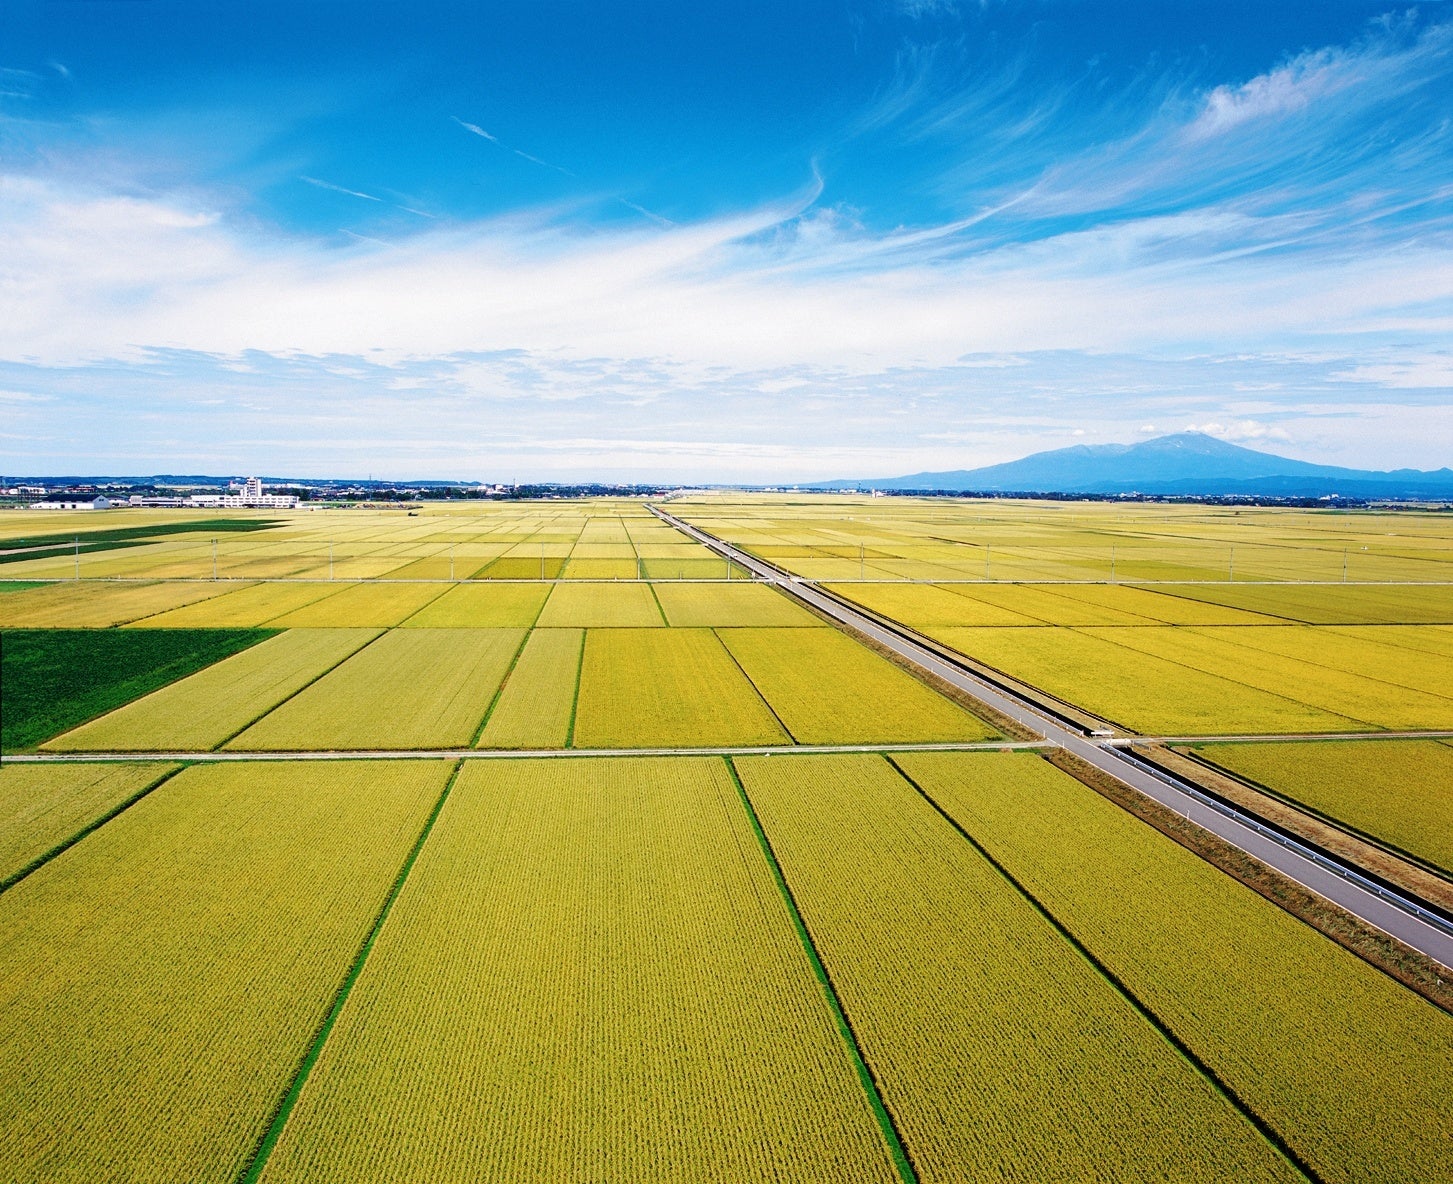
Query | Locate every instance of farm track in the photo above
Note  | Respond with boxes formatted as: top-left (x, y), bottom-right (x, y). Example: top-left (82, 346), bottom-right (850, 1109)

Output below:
top-left (650, 506), bottom-right (1453, 971)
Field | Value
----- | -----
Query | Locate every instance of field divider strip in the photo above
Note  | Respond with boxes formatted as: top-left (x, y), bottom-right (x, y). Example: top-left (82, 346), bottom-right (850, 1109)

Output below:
top-left (722, 755), bottom-right (918, 1184)
top-left (210, 628), bottom-right (387, 749)
top-left (883, 753), bottom-right (1323, 1184)
top-left (236, 757), bottom-right (464, 1184)
top-left (563, 628), bottom-right (587, 748)
top-left (645, 579), bottom-right (670, 624)
top-left (468, 628), bottom-right (535, 747)
top-left (714, 628), bottom-right (798, 744)
top-left (0, 762), bottom-right (188, 895)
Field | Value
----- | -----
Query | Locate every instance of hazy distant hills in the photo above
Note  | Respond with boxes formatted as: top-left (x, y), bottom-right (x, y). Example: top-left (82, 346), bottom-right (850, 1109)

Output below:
top-left (817, 433), bottom-right (1453, 498)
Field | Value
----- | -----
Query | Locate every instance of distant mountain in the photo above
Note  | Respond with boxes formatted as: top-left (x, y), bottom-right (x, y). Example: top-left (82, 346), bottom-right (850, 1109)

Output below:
top-left (815, 433), bottom-right (1453, 498)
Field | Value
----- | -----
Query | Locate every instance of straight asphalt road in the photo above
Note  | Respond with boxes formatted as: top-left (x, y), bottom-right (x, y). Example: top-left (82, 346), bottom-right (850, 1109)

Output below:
top-left (650, 505), bottom-right (1453, 970)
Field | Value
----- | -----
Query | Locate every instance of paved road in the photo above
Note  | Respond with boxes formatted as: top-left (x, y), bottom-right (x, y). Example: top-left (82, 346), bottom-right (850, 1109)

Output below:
top-left (651, 505), bottom-right (1453, 970)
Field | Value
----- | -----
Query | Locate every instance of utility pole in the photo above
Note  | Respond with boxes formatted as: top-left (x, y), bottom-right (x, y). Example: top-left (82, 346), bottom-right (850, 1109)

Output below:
top-left (1229, 545), bottom-right (1235, 582)
top-left (449, 544), bottom-right (455, 582)
top-left (74, 537), bottom-right (79, 581)
top-left (1342, 548), bottom-right (1348, 583)
top-left (984, 545), bottom-right (991, 581)
top-left (540, 541), bottom-right (545, 581)
top-left (859, 542), bottom-right (865, 581)
top-left (329, 541), bottom-right (334, 581)
top-left (212, 538), bottom-right (218, 581)
top-left (1111, 544), bottom-right (1116, 583)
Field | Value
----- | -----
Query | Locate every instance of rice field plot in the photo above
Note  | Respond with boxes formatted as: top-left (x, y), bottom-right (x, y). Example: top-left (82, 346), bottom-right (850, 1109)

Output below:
top-left (898, 750), bottom-right (1453, 1184)
top-left (265, 581), bottom-right (450, 627)
top-left (128, 580), bottom-right (344, 627)
top-left (0, 762), bottom-right (177, 886)
top-left (572, 629), bottom-right (787, 748)
top-left (382, 553), bottom-right (500, 580)
top-left (0, 759), bottom-right (450, 1184)
top-left (735, 753), bottom-right (1296, 1183)
top-left (826, 582), bottom-right (1040, 626)
top-left (229, 628), bottom-right (524, 750)
top-left (720, 628), bottom-right (995, 744)
top-left (641, 557), bottom-right (747, 579)
top-left (536, 581), bottom-right (665, 627)
top-left (0, 579), bottom-right (241, 627)
top-left (927, 626), bottom-right (1356, 735)
top-left (1157, 582), bottom-right (1453, 624)
top-left (2, 627), bottom-right (277, 749)
top-left (255, 757), bottom-right (900, 1184)
top-left (476, 628), bottom-right (583, 748)
top-left (399, 581), bottom-right (549, 627)
top-left (46, 628), bottom-right (379, 751)
top-left (475, 555), bottom-right (566, 579)
top-left (1188, 739), bottom-right (1453, 875)
top-left (1090, 626), bottom-right (1453, 730)
top-left (652, 581), bottom-right (817, 627)
top-left (1329, 623), bottom-right (1453, 659)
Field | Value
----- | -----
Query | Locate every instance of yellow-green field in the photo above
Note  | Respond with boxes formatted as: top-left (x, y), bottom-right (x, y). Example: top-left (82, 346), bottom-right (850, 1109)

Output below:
top-left (255, 758), bottom-right (902, 1183)
top-left (0, 760), bottom-right (451, 1184)
top-left (2, 496), bottom-right (1448, 1181)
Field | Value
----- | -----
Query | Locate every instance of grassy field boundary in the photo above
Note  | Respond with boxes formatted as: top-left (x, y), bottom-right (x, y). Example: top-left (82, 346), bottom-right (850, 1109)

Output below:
top-left (883, 754), bottom-right (1321, 1184)
top-left (467, 629), bottom-right (537, 747)
top-left (646, 580), bottom-right (670, 624)
top-left (211, 630), bottom-right (385, 749)
top-left (714, 628), bottom-right (799, 743)
top-left (563, 629), bottom-right (587, 748)
top-left (723, 756), bottom-right (917, 1184)
top-left (235, 759), bottom-right (463, 1184)
top-left (0, 762), bottom-right (187, 896)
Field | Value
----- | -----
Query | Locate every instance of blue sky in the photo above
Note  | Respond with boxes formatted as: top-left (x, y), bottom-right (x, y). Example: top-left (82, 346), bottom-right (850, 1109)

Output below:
top-left (2, 1), bottom-right (1451, 481)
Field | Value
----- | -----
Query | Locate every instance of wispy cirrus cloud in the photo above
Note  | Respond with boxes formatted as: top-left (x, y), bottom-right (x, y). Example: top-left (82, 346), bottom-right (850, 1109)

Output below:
top-left (300, 175), bottom-right (382, 202)
top-left (452, 115), bottom-right (576, 177)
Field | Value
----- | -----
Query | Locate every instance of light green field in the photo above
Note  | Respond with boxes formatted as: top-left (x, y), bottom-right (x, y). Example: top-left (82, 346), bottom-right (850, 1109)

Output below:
top-left (536, 582), bottom-right (665, 627)
top-left (898, 749), bottom-right (1453, 1184)
top-left (477, 628), bottom-right (583, 749)
top-left (1189, 739), bottom-right (1453, 874)
top-left (720, 628), bottom-right (996, 744)
top-left (398, 582), bottom-right (549, 627)
top-left (255, 758), bottom-right (900, 1183)
top-left (229, 629), bottom-right (524, 750)
top-left (572, 629), bottom-right (787, 748)
top-left (45, 629), bottom-right (379, 751)
top-left (0, 760), bottom-right (451, 1184)
top-left (736, 753), bottom-right (1297, 1183)
top-left (0, 762), bottom-right (177, 885)
top-left (652, 581), bottom-right (817, 627)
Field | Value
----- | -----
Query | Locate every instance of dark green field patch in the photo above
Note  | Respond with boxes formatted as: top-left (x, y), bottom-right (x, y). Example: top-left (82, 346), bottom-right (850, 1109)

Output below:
top-left (0, 518), bottom-right (283, 555)
top-left (1, 628), bottom-right (277, 750)
top-left (0, 583), bottom-right (48, 595)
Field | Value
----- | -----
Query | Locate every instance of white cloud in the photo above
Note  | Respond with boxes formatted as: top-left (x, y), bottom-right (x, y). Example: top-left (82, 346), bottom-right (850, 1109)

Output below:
top-left (1183, 420), bottom-right (1291, 444)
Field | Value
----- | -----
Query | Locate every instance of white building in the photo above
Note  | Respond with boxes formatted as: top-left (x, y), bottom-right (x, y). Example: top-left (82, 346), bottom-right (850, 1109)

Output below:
top-left (30, 495), bottom-right (117, 510)
top-left (190, 477), bottom-right (298, 509)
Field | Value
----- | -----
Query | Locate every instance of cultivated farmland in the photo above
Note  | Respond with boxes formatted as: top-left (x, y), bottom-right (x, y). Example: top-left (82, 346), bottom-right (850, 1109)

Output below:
top-left (0, 760), bottom-right (451, 1184)
top-left (255, 758), bottom-right (902, 1183)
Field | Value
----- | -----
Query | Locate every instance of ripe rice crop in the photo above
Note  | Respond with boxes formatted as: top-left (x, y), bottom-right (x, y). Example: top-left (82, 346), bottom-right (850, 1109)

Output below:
top-left (130, 581), bottom-right (344, 627)
top-left (1089, 626), bottom-right (1453, 730)
top-left (0, 580), bottom-right (241, 628)
top-left (265, 582), bottom-right (451, 627)
top-left (561, 557), bottom-right (639, 579)
top-left (1191, 739), bottom-right (1453, 875)
top-left (720, 628), bottom-right (995, 744)
top-left (926, 626), bottom-right (1354, 734)
top-left (735, 753), bottom-right (1298, 1183)
top-left (46, 629), bottom-right (379, 751)
top-left (475, 555), bottom-right (567, 579)
top-left (640, 557), bottom-right (748, 579)
top-left (0, 759), bottom-right (451, 1184)
top-left (652, 581), bottom-right (817, 627)
top-left (897, 749), bottom-right (1453, 1184)
top-left (1157, 583), bottom-right (1453, 625)
top-left (0, 761), bottom-right (177, 885)
top-left (476, 628), bottom-right (582, 748)
top-left (536, 582), bottom-right (665, 627)
top-left (826, 583), bottom-right (1039, 627)
top-left (255, 757), bottom-right (901, 1183)
top-left (399, 582), bottom-right (549, 627)
top-left (228, 628), bottom-right (525, 750)
top-left (572, 629), bottom-right (787, 747)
